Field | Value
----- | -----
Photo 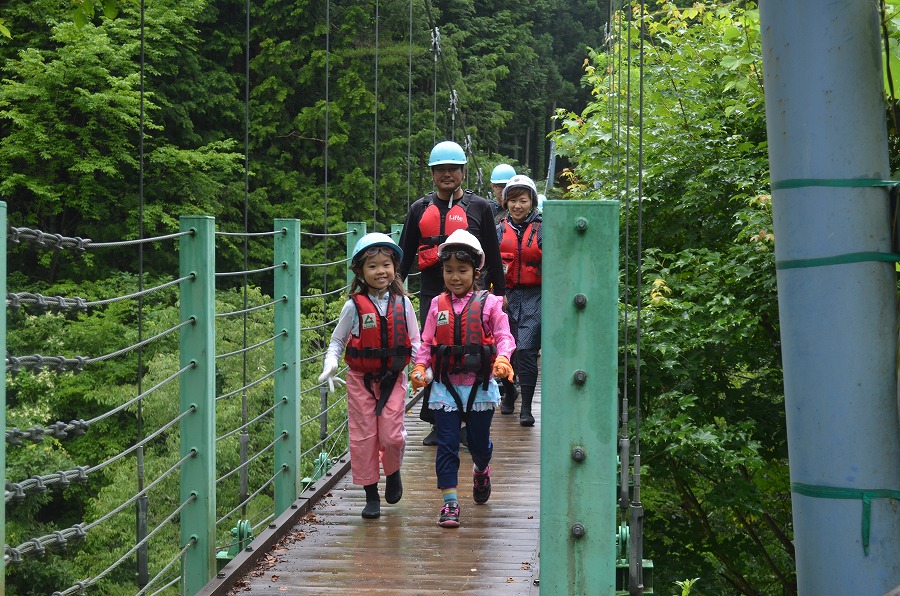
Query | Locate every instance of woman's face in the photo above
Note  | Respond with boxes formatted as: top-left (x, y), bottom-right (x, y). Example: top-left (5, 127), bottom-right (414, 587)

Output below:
top-left (442, 255), bottom-right (476, 297)
top-left (506, 191), bottom-right (533, 224)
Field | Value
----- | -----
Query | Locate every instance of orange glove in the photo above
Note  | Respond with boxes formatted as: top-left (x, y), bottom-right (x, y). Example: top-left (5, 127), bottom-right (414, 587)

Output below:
top-left (410, 363), bottom-right (430, 392)
top-left (492, 355), bottom-right (514, 382)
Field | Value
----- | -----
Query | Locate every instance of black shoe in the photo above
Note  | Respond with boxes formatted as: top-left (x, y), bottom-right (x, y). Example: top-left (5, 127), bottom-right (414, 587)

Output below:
top-left (500, 381), bottom-right (518, 414)
top-left (423, 426), bottom-right (438, 446)
top-left (361, 499), bottom-right (381, 519)
top-left (473, 466), bottom-right (491, 504)
top-left (385, 470), bottom-right (403, 504)
top-left (459, 425), bottom-right (468, 447)
top-left (519, 410), bottom-right (535, 427)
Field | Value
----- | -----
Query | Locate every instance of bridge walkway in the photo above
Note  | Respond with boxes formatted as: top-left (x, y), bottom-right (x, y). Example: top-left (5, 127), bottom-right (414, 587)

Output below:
top-left (229, 387), bottom-right (542, 595)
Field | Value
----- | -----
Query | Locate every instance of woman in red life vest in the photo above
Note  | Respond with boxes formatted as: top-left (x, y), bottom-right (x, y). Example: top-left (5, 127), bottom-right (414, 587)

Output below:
top-left (409, 229), bottom-right (516, 528)
top-left (496, 175), bottom-right (542, 426)
top-left (318, 233), bottom-right (421, 520)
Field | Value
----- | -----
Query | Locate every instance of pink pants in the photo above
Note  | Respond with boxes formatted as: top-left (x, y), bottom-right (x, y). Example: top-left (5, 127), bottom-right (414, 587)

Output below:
top-left (346, 369), bottom-right (408, 486)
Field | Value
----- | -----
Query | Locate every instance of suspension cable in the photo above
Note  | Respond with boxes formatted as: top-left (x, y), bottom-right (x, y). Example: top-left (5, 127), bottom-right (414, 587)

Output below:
top-left (373, 0), bottom-right (380, 227)
top-left (136, 0), bottom-right (149, 584)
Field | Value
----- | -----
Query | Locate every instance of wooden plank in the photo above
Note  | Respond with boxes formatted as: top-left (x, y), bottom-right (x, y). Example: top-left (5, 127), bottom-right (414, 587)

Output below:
top-left (229, 387), bottom-right (542, 595)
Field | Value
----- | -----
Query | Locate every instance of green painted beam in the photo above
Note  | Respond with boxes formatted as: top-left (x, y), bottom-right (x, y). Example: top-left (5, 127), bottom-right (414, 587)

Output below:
top-left (179, 216), bottom-right (217, 594)
top-left (273, 219), bottom-right (302, 514)
top-left (539, 200), bottom-right (619, 594)
top-left (346, 222), bottom-right (366, 288)
top-left (391, 224), bottom-right (406, 290)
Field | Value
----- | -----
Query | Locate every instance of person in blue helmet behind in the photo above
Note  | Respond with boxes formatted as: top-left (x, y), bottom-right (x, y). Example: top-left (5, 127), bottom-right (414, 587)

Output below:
top-left (488, 163), bottom-right (516, 222)
top-left (319, 232), bottom-right (421, 519)
top-left (398, 141), bottom-right (507, 446)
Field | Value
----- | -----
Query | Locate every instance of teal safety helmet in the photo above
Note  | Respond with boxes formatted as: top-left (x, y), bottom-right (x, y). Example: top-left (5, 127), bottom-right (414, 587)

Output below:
top-left (351, 232), bottom-right (403, 265)
top-left (428, 141), bottom-right (467, 167)
top-left (490, 164), bottom-right (516, 184)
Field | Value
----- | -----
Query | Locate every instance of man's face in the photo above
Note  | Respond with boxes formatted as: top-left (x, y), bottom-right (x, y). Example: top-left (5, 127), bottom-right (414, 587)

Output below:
top-left (431, 165), bottom-right (464, 194)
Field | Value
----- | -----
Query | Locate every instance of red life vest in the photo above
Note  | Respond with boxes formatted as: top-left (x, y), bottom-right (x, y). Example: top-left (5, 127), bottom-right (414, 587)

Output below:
top-left (431, 290), bottom-right (496, 377)
top-left (344, 294), bottom-right (411, 374)
top-left (499, 219), bottom-right (542, 288)
top-left (417, 193), bottom-right (471, 269)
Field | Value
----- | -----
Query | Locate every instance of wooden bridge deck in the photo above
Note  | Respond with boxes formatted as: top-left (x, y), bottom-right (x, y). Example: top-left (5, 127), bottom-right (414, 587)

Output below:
top-left (223, 388), bottom-right (541, 595)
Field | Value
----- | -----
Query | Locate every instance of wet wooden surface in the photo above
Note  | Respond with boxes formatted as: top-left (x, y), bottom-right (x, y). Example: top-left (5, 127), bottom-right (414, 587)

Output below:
top-left (232, 387), bottom-right (541, 595)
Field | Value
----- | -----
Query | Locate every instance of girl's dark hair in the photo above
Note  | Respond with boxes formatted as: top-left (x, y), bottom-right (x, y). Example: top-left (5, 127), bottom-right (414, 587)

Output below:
top-left (349, 251), bottom-right (408, 297)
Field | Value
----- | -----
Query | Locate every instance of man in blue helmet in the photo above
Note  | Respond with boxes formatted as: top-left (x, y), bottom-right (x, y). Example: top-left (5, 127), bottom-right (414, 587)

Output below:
top-left (399, 140), bottom-right (507, 446)
top-left (488, 163), bottom-right (516, 220)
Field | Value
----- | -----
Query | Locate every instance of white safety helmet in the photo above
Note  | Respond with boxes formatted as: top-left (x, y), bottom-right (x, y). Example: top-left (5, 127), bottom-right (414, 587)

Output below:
top-left (502, 174), bottom-right (539, 206)
top-left (437, 229), bottom-right (485, 269)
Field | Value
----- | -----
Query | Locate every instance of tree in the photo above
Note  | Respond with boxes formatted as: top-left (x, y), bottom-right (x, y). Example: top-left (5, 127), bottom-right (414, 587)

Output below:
top-left (553, 3), bottom-right (794, 593)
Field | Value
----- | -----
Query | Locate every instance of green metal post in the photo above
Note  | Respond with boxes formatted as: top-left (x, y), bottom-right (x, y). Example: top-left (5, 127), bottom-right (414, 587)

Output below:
top-left (346, 222), bottom-right (366, 288)
top-left (0, 202), bottom-right (6, 590)
top-left (389, 223), bottom-right (403, 244)
top-left (273, 219), bottom-right (302, 515)
top-left (179, 216), bottom-right (216, 594)
top-left (390, 224), bottom-right (407, 290)
top-left (540, 201), bottom-right (619, 594)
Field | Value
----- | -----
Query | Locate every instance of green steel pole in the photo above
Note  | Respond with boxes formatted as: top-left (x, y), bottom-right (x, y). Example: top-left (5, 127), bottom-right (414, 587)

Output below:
top-left (0, 202), bottom-right (6, 592)
top-left (539, 201), bottom-right (619, 594)
top-left (273, 219), bottom-right (302, 514)
top-left (179, 216), bottom-right (216, 594)
top-left (346, 222), bottom-right (366, 288)
top-left (390, 224), bottom-right (406, 290)
top-left (389, 223), bottom-right (403, 244)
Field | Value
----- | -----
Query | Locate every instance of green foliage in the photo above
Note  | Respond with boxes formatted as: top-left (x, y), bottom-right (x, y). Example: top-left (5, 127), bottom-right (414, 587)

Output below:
top-left (6, 273), bottom-right (351, 593)
top-left (553, 3), bottom-right (794, 594)
top-left (675, 577), bottom-right (700, 596)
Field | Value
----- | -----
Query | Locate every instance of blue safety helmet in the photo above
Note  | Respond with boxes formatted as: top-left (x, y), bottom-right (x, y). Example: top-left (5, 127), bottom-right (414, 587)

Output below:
top-left (351, 232), bottom-right (403, 265)
top-left (428, 141), bottom-right (467, 167)
top-left (490, 164), bottom-right (516, 184)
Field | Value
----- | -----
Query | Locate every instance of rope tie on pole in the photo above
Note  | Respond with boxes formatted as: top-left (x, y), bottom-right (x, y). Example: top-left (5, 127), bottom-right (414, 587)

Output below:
top-left (772, 178), bottom-right (900, 189)
top-left (791, 482), bottom-right (900, 555)
top-left (776, 251), bottom-right (900, 269)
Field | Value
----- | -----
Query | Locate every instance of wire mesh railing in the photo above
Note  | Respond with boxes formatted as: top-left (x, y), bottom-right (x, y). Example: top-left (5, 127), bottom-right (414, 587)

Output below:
top-left (3, 209), bottom-right (398, 594)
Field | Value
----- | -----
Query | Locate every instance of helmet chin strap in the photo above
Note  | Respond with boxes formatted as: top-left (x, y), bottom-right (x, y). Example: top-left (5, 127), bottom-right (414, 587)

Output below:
top-left (448, 185), bottom-right (462, 209)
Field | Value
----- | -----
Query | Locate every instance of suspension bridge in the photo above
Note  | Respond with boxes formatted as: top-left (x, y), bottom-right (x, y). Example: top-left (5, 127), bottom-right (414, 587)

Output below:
top-left (2, 202), bottom-right (635, 595)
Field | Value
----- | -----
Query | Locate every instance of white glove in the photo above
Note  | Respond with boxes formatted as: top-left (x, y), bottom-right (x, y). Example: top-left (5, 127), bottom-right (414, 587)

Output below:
top-left (318, 359), bottom-right (346, 393)
top-left (410, 366), bottom-right (434, 388)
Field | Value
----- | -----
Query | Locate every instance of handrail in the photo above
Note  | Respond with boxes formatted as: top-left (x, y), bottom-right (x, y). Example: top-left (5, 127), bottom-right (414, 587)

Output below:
top-left (3, 213), bottom-right (372, 594)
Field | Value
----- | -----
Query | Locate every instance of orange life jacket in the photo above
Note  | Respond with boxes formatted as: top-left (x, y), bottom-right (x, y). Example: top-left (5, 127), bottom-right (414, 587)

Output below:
top-left (499, 219), bottom-right (542, 288)
top-left (417, 193), bottom-right (471, 269)
top-left (344, 294), bottom-right (411, 374)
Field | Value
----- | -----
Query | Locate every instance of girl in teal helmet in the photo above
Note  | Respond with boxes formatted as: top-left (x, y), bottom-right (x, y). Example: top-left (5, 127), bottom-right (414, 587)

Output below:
top-left (319, 232), bottom-right (421, 519)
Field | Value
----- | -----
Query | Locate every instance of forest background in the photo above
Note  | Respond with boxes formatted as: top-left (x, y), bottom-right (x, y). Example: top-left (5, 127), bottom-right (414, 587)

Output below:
top-left (2, 0), bottom-right (900, 594)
